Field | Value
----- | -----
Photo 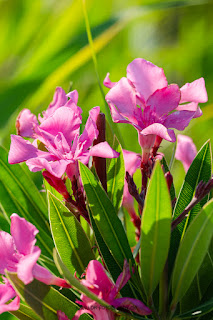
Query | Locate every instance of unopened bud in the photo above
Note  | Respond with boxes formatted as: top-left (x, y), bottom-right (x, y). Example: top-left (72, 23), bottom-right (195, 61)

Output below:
top-left (42, 171), bottom-right (71, 200)
top-left (165, 171), bottom-right (173, 191)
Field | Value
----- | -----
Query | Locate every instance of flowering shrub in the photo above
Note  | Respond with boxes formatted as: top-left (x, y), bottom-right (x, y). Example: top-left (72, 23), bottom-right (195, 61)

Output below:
top-left (0, 58), bottom-right (212, 320)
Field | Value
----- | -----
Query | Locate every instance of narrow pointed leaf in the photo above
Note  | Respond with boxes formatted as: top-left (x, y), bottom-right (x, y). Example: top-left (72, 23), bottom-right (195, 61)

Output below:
top-left (180, 238), bottom-right (213, 312)
top-left (173, 140), bottom-right (211, 232)
top-left (79, 162), bottom-right (134, 268)
top-left (140, 161), bottom-right (172, 297)
top-left (11, 304), bottom-right (41, 320)
top-left (171, 199), bottom-right (213, 306)
top-left (6, 272), bottom-right (90, 320)
top-left (177, 298), bottom-right (213, 319)
top-left (48, 191), bottom-right (95, 276)
top-left (107, 136), bottom-right (125, 212)
top-left (0, 181), bottom-right (53, 259)
top-left (0, 146), bottom-right (48, 229)
top-left (88, 208), bottom-right (138, 299)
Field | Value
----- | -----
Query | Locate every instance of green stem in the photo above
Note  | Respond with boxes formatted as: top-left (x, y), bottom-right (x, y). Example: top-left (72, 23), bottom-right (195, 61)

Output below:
top-left (81, 0), bottom-right (124, 146)
top-left (148, 296), bottom-right (161, 320)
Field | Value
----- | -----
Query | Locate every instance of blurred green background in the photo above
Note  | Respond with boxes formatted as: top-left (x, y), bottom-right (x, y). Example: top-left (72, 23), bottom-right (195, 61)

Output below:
top-left (0, 0), bottom-right (212, 317)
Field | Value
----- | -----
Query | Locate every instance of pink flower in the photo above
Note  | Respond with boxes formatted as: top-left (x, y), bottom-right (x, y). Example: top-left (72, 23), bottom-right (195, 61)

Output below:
top-left (9, 87), bottom-right (119, 179)
top-left (0, 277), bottom-right (20, 314)
top-left (16, 87), bottom-right (79, 138)
top-left (72, 260), bottom-right (152, 319)
top-left (104, 58), bottom-right (207, 163)
top-left (0, 214), bottom-right (69, 287)
top-left (175, 134), bottom-right (197, 172)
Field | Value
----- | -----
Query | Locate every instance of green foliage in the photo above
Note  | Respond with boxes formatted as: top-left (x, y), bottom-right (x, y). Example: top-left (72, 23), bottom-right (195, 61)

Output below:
top-left (48, 192), bottom-right (95, 276)
top-left (11, 304), bottom-right (41, 320)
top-left (0, 146), bottom-right (53, 259)
top-left (171, 199), bottom-right (213, 308)
top-left (107, 136), bottom-right (125, 212)
top-left (140, 161), bottom-right (172, 298)
top-left (173, 140), bottom-right (211, 234)
top-left (79, 162), bottom-right (134, 269)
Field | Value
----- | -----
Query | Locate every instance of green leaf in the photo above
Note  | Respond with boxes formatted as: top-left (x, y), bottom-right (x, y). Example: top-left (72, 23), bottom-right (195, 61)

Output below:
top-left (6, 272), bottom-right (90, 320)
top-left (79, 162), bottom-right (143, 299)
top-left (177, 298), bottom-right (213, 319)
top-left (0, 146), bottom-right (48, 228)
top-left (180, 238), bottom-right (213, 312)
top-left (171, 199), bottom-right (213, 307)
top-left (11, 304), bottom-right (41, 320)
top-left (79, 162), bottom-right (134, 268)
top-left (48, 191), bottom-right (95, 276)
top-left (88, 207), bottom-right (122, 282)
top-left (88, 208), bottom-right (139, 299)
top-left (173, 140), bottom-right (212, 233)
top-left (0, 153), bottom-right (53, 258)
top-left (140, 161), bottom-right (172, 297)
top-left (107, 136), bottom-right (125, 212)
top-left (169, 141), bottom-right (212, 280)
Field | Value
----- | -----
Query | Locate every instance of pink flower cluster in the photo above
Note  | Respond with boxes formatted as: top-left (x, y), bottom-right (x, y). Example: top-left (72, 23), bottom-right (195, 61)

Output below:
top-left (104, 58), bottom-right (207, 163)
top-left (9, 87), bottom-right (119, 180)
top-left (0, 214), bottom-right (69, 314)
top-left (58, 260), bottom-right (151, 320)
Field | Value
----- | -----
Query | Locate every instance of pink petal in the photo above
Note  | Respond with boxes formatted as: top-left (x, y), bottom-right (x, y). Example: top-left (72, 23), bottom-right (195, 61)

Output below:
top-left (90, 142), bottom-right (120, 159)
top-left (123, 150), bottom-right (141, 176)
top-left (66, 89), bottom-right (79, 104)
top-left (72, 308), bottom-right (93, 320)
top-left (180, 77), bottom-right (208, 103)
top-left (0, 231), bottom-right (17, 274)
top-left (8, 135), bottom-right (40, 164)
top-left (84, 261), bottom-right (113, 296)
top-left (110, 260), bottom-right (131, 300)
top-left (39, 107), bottom-right (82, 146)
top-left (127, 58), bottom-right (168, 102)
top-left (33, 264), bottom-right (70, 287)
top-left (106, 77), bottom-right (142, 127)
top-left (54, 132), bottom-right (71, 155)
top-left (163, 110), bottom-right (196, 131)
top-left (16, 109), bottom-right (38, 138)
top-left (26, 158), bottom-right (69, 178)
top-left (103, 73), bottom-right (117, 89)
top-left (10, 214), bottom-right (39, 256)
top-left (112, 297), bottom-right (152, 316)
top-left (147, 84), bottom-right (181, 117)
top-left (57, 311), bottom-right (70, 320)
top-left (47, 87), bottom-right (67, 113)
top-left (78, 107), bottom-right (100, 152)
top-left (176, 102), bottom-right (198, 112)
top-left (105, 100), bottom-right (134, 125)
top-left (175, 134), bottom-right (197, 172)
top-left (193, 107), bottom-right (202, 118)
top-left (0, 281), bottom-right (16, 304)
top-left (17, 246), bottom-right (41, 284)
top-left (141, 123), bottom-right (176, 142)
top-left (0, 281), bottom-right (20, 314)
